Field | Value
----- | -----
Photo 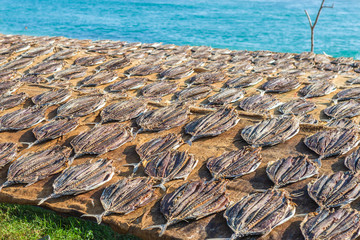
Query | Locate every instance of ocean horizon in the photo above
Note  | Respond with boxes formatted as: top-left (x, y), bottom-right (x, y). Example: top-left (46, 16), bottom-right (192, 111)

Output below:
top-left (1, 0), bottom-right (359, 58)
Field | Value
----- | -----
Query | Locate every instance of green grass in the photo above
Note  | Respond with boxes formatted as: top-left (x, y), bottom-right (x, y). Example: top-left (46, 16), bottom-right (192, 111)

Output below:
top-left (0, 203), bottom-right (141, 240)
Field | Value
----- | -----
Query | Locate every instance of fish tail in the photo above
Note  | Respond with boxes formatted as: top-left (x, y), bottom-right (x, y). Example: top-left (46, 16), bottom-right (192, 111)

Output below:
top-left (186, 137), bottom-right (194, 146)
top-left (123, 162), bottom-right (141, 173)
top-left (332, 98), bottom-right (338, 105)
top-left (20, 141), bottom-right (36, 149)
top-left (38, 193), bottom-right (55, 205)
top-left (154, 181), bottom-right (167, 192)
top-left (314, 158), bottom-right (322, 167)
top-left (82, 212), bottom-right (106, 224)
top-left (0, 181), bottom-right (12, 192)
top-left (143, 222), bottom-right (169, 237)
top-left (256, 89), bottom-right (265, 96)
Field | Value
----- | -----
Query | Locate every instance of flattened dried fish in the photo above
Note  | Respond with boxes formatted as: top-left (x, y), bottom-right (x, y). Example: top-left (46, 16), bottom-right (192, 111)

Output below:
top-left (223, 189), bottom-right (295, 239)
top-left (260, 77), bottom-right (301, 93)
top-left (334, 87), bottom-right (360, 102)
top-left (73, 55), bottom-right (107, 66)
top-left (278, 99), bottom-right (316, 115)
top-left (107, 77), bottom-right (146, 92)
top-left (22, 46), bottom-right (53, 58)
top-left (207, 88), bottom-right (245, 105)
top-left (0, 146), bottom-right (71, 191)
top-left (185, 107), bottom-right (239, 145)
top-left (326, 118), bottom-right (357, 129)
top-left (53, 66), bottom-right (87, 81)
top-left (0, 80), bottom-right (21, 96)
top-left (32, 89), bottom-right (72, 106)
top-left (28, 60), bottom-right (64, 75)
top-left (0, 92), bottom-right (27, 111)
top-left (0, 142), bottom-right (17, 169)
top-left (225, 74), bottom-right (264, 88)
top-left (0, 106), bottom-right (47, 131)
top-left (143, 150), bottom-right (198, 190)
top-left (23, 118), bottom-right (79, 148)
top-left (141, 81), bottom-right (177, 98)
top-left (344, 148), bottom-right (360, 173)
top-left (307, 171), bottom-right (360, 208)
top-left (82, 177), bottom-right (155, 224)
top-left (125, 64), bottom-right (163, 76)
top-left (238, 94), bottom-right (282, 114)
top-left (159, 66), bottom-right (193, 80)
top-left (300, 208), bottom-right (360, 240)
top-left (324, 100), bottom-right (360, 119)
top-left (176, 85), bottom-right (212, 101)
top-left (207, 147), bottom-right (262, 181)
top-left (97, 57), bottom-right (130, 71)
top-left (38, 159), bottom-right (114, 205)
top-left (266, 155), bottom-right (319, 187)
top-left (299, 81), bottom-right (336, 98)
top-left (304, 128), bottom-right (359, 159)
top-left (78, 71), bottom-right (118, 88)
top-left (47, 48), bottom-right (78, 60)
top-left (189, 72), bottom-right (227, 85)
top-left (145, 180), bottom-right (228, 236)
top-left (57, 94), bottom-right (106, 118)
top-left (300, 114), bottom-right (318, 124)
top-left (99, 98), bottom-right (147, 124)
top-left (136, 104), bottom-right (189, 132)
top-left (241, 115), bottom-right (300, 147)
top-left (70, 123), bottom-right (133, 162)
top-left (0, 57), bottom-right (34, 71)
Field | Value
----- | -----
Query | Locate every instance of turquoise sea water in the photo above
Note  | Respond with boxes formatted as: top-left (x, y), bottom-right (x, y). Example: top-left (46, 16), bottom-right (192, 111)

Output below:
top-left (0, 0), bottom-right (359, 58)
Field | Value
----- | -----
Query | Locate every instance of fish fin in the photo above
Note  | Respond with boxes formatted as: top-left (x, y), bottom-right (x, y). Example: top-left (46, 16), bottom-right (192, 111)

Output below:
top-left (25, 180), bottom-right (38, 187)
top-left (38, 193), bottom-right (56, 205)
top-left (123, 162), bottom-right (141, 173)
top-left (143, 223), bottom-right (169, 237)
top-left (153, 182), bottom-right (167, 192)
top-left (256, 89), bottom-right (265, 96)
top-left (332, 98), bottom-right (338, 105)
top-left (290, 192), bottom-right (304, 198)
top-left (81, 212), bottom-right (106, 224)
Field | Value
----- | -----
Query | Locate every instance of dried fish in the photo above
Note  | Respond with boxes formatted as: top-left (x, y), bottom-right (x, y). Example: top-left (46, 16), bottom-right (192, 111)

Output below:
top-left (28, 60), bottom-right (64, 75)
top-left (22, 118), bottom-right (79, 148)
top-left (53, 66), bottom-right (87, 81)
top-left (0, 142), bottom-right (17, 169)
top-left (141, 81), bottom-right (178, 98)
top-left (136, 104), bottom-right (189, 132)
top-left (0, 146), bottom-right (71, 191)
top-left (18, 74), bottom-right (44, 84)
top-left (307, 171), bottom-right (360, 208)
top-left (57, 94), bottom-right (106, 118)
top-left (82, 177), bottom-right (156, 224)
top-left (304, 128), bottom-right (359, 159)
top-left (38, 159), bottom-right (114, 205)
top-left (32, 89), bottom-right (72, 106)
top-left (344, 148), bottom-right (360, 173)
top-left (346, 77), bottom-right (360, 85)
top-left (21, 46), bottom-right (53, 58)
top-left (0, 80), bottom-right (21, 96)
top-left (0, 57), bottom-right (34, 71)
top-left (0, 106), bottom-right (47, 131)
top-left (185, 107), bottom-right (239, 145)
top-left (97, 57), bottom-right (130, 71)
top-left (47, 48), bottom-right (78, 60)
top-left (266, 155), bottom-right (319, 187)
top-left (223, 189), bottom-right (296, 239)
top-left (125, 64), bottom-right (163, 76)
top-left (260, 77), bottom-right (301, 93)
top-left (238, 94), bottom-right (282, 114)
top-left (225, 74), bottom-right (264, 88)
top-left (176, 85), bottom-right (212, 101)
top-left (159, 66), bottom-right (193, 80)
top-left (107, 77), bottom-right (146, 92)
top-left (145, 180), bottom-right (228, 236)
top-left (299, 81), bottom-right (336, 98)
top-left (300, 208), bottom-right (360, 240)
top-left (189, 72), bottom-right (227, 85)
top-left (278, 99), bottom-right (316, 116)
top-left (300, 114), bottom-right (319, 124)
top-left (73, 55), bottom-right (107, 66)
top-left (207, 147), bottom-right (262, 181)
top-left (326, 118), bottom-right (357, 129)
top-left (78, 71), bottom-right (118, 87)
top-left (99, 98), bottom-right (147, 124)
top-left (324, 100), bottom-right (360, 119)
top-left (207, 88), bottom-right (245, 105)
top-left (143, 150), bottom-right (198, 190)
top-left (334, 87), bottom-right (360, 102)
top-left (241, 115), bottom-right (300, 147)
top-left (0, 92), bottom-right (27, 111)
top-left (70, 123), bottom-right (133, 162)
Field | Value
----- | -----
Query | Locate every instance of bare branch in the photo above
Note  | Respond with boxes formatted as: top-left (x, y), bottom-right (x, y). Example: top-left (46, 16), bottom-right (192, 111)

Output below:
top-left (313, 0), bottom-right (326, 28)
top-left (323, 4), bottom-right (334, 8)
top-left (304, 10), bottom-right (313, 28)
